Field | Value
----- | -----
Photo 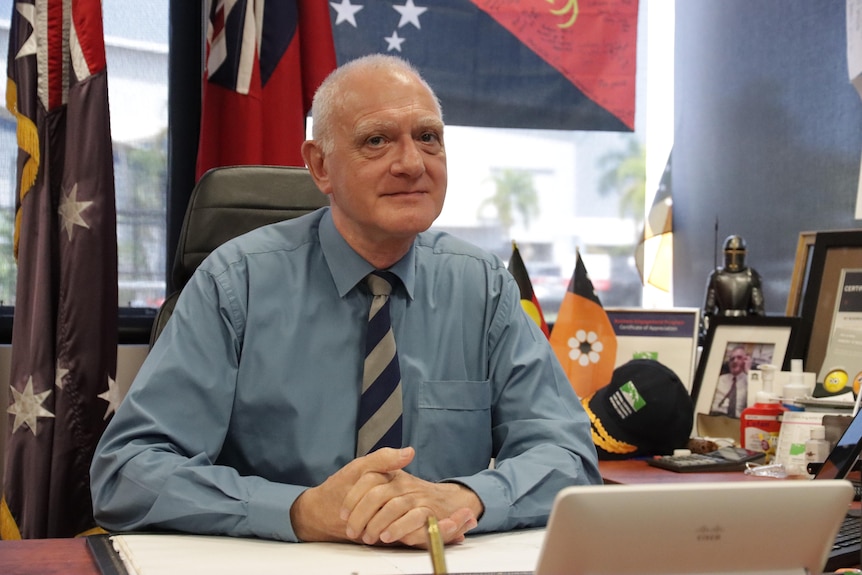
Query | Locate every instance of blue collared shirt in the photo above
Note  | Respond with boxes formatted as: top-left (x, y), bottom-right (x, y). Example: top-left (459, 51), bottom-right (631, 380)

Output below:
top-left (90, 207), bottom-right (601, 541)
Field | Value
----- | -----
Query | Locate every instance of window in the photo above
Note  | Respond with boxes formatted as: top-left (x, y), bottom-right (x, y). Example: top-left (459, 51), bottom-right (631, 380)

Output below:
top-left (0, 1), bottom-right (670, 334)
top-left (0, 0), bottom-right (169, 311)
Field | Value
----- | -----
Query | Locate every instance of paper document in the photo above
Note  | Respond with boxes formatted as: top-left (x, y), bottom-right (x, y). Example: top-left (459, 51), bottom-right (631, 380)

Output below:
top-left (111, 529), bottom-right (545, 575)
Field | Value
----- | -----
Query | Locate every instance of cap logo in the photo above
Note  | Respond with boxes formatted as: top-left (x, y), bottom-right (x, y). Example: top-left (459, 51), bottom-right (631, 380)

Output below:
top-left (609, 380), bottom-right (646, 420)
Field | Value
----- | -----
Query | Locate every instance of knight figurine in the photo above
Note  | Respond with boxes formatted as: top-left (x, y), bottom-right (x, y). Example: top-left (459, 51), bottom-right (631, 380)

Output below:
top-left (701, 235), bottom-right (765, 340)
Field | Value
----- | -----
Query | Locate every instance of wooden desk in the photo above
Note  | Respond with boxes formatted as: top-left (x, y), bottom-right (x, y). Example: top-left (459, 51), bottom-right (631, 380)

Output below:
top-left (0, 461), bottom-right (829, 575)
top-left (598, 458), bottom-right (775, 485)
top-left (0, 537), bottom-right (99, 575)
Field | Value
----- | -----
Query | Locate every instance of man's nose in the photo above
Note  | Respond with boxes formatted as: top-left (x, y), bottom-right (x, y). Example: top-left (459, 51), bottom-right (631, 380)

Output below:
top-left (391, 139), bottom-right (426, 176)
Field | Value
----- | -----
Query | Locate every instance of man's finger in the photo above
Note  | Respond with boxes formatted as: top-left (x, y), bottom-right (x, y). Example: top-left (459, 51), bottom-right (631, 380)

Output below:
top-left (339, 447), bottom-right (416, 526)
top-left (360, 446), bottom-right (415, 473)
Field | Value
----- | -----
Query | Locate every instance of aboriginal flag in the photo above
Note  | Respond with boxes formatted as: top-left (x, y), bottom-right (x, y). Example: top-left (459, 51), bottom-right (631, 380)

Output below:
top-left (508, 241), bottom-right (549, 338)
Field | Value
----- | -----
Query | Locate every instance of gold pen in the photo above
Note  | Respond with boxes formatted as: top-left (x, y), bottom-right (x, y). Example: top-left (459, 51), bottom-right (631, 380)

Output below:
top-left (426, 515), bottom-right (448, 575)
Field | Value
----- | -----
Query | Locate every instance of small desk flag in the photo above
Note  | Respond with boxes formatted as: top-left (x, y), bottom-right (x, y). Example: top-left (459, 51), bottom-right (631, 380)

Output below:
top-left (550, 251), bottom-right (617, 398)
top-left (507, 242), bottom-right (550, 338)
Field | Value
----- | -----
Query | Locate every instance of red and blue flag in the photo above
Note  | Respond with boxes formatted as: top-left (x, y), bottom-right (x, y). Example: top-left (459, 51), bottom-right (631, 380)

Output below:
top-left (331, 0), bottom-right (638, 131)
top-left (197, 0), bottom-right (337, 178)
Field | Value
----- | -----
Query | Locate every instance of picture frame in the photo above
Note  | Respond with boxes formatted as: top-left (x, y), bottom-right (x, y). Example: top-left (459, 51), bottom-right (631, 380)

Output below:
top-left (799, 230), bottom-right (862, 390)
top-left (605, 307), bottom-right (700, 392)
top-left (785, 231), bottom-right (817, 317)
top-left (691, 316), bottom-right (804, 423)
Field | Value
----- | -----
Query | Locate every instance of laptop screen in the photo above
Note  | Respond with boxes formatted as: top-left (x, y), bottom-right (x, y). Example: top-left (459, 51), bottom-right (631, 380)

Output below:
top-left (814, 410), bottom-right (862, 480)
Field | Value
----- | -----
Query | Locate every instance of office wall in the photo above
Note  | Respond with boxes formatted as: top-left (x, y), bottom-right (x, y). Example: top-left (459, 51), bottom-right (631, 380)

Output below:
top-left (674, 1), bottom-right (862, 312)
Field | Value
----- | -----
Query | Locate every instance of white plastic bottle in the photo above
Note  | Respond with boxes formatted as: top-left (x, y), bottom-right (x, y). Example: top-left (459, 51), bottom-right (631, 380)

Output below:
top-left (782, 359), bottom-right (808, 411)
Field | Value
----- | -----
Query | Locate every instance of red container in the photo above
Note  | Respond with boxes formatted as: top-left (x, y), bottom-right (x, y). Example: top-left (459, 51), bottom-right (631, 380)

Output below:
top-left (739, 392), bottom-right (787, 463)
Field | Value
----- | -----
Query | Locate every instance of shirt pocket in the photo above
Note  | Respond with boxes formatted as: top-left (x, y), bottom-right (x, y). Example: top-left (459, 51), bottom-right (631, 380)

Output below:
top-left (414, 380), bottom-right (492, 481)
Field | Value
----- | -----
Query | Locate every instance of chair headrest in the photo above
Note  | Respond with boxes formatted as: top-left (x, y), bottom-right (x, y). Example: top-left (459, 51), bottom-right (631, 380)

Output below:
top-left (172, 165), bottom-right (329, 289)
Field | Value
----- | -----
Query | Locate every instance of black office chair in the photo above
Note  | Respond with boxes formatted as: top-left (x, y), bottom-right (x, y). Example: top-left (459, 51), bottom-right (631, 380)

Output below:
top-left (148, 165), bottom-right (329, 347)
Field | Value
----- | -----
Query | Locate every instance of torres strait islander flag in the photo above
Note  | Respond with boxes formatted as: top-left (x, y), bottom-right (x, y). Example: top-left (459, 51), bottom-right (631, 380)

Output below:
top-left (508, 241), bottom-right (550, 338)
top-left (550, 251), bottom-right (617, 398)
top-left (330, 0), bottom-right (639, 131)
top-left (196, 0), bottom-right (337, 179)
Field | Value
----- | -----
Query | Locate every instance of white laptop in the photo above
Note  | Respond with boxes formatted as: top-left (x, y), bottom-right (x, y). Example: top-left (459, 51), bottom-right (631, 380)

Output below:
top-left (535, 480), bottom-right (854, 575)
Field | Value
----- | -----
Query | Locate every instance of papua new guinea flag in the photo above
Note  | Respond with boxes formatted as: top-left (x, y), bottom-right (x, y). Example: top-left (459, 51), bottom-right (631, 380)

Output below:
top-left (330, 0), bottom-right (638, 131)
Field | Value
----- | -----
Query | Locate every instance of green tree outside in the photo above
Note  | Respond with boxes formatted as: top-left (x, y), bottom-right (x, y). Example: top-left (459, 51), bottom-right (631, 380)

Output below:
top-left (477, 168), bottom-right (540, 235)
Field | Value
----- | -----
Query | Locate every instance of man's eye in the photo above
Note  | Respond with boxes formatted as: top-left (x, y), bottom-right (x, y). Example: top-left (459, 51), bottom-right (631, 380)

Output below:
top-left (420, 132), bottom-right (440, 143)
top-left (367, 136), bottom-right (385, 146)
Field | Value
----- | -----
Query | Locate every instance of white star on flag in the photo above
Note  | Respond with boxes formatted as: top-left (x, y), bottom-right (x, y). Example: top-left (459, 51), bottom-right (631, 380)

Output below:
top-left (55, 360), bottom-right (70, 389)
top-left (385, 31), bottom-right (406, 52)
top-left (58, 182), bottom-right (93, 241)
top-left (7, 376), bottom-right (55, 435)
top-left (393, 0), bottom-right (427, 29)
top-left (97, 376), bottom-right (122, 420)
top-left (331, 0), bottom-right (364, 27)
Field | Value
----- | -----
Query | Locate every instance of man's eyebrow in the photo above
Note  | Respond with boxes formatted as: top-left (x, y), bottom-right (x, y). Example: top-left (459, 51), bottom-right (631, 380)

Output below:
top-left (352, 117), bottom-right (444, 139)
top-left (354, 119), bottom-right (398, 136)
top-left (416, 116), bottom-right (444, 131)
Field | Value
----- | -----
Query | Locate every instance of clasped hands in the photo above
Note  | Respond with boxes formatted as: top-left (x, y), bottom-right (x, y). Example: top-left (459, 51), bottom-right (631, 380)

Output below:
top-left (290, 446), bottom-right (482, 548)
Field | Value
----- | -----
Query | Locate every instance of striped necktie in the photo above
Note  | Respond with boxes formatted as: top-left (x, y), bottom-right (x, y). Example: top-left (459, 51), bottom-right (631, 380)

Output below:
top-left (727, 375), bottom-right (738, 417)
top-left (356, 271), bottom-right (403, 457)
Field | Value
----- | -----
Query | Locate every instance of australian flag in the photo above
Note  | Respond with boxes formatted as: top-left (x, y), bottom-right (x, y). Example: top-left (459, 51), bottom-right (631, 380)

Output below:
top-left (2, 0), bottom-right (118, 539)
top-left (331, 0), bottom-right (639, 131)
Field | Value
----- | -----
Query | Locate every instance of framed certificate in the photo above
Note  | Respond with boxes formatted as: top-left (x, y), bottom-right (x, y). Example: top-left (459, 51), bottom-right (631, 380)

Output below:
top-left (605, 308), bottom-right (700, 392)
top-left (799, 230), bottom-right (862, 392)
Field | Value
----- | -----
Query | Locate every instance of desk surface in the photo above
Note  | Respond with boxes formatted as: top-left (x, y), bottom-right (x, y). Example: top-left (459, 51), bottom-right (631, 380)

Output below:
top-left (0, 460), bottom-right (805, 575)
top-left (599, 458), bottom-right (775, 484)
top-left (0, 537), bottom-right (98, 575)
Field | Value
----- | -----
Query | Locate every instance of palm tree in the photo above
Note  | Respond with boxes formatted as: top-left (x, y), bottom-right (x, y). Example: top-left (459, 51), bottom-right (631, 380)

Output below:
top-left (477, 169), bottom-right (540, 234)
top-left (597, 137), bottom-right (646, 220)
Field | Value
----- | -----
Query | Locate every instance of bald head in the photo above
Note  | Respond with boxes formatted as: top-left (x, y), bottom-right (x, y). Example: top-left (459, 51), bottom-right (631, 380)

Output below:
top-left (310, 55), bottom-right (442, 155)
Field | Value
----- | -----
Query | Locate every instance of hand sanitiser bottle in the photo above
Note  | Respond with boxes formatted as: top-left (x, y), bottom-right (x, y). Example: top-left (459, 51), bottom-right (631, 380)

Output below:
top-left (740, 392), bottom-right (786, 463)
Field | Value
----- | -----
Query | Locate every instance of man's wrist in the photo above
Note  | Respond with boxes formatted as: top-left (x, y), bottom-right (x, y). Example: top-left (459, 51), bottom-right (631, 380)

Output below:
top-left (289, 487), bottom-right (322, 542)
top-left (444, 481), bottom-right (485, 520)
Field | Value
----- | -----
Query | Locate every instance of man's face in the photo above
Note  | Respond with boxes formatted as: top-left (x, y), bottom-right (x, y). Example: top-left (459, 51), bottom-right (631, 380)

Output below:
top-left (728, 349), bottom-right (747, 375)
top-left (313, 67), bottom-right (447, 247)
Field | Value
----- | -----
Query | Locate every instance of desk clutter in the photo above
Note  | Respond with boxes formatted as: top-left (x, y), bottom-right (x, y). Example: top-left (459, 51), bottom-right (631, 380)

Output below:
top-left (691, 358), bottom-right (857, 478)
top-left (592, 355), bottom-right (862, 573)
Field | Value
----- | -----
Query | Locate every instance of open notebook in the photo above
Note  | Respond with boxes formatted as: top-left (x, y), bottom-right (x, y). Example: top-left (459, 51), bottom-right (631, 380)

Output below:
top-left (535, 480), bottom-right (853, 575)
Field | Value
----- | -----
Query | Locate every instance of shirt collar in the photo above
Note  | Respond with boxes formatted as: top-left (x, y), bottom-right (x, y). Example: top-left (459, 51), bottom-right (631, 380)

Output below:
top-left (318, 208), bottom-right (416, 300)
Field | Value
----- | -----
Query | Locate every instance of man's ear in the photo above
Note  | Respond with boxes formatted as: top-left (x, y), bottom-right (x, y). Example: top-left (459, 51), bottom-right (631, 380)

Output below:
top-left (301, 140), bottom-right (333, 196)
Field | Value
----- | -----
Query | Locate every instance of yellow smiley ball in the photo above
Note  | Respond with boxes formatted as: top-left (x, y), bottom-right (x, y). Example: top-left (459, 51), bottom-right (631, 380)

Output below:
top-left (823, 369), bottom-right (849, 394)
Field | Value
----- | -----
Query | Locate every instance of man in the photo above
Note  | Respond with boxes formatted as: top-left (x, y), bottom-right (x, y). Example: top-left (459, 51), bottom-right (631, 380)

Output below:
top-left (710, 345), bottom-right (749, 418)
top-left (90, 54), bottom-right (601, 549)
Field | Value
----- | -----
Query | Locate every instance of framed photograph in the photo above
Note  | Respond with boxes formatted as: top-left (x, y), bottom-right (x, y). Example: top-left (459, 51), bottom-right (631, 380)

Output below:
top-left (692, 316), bottom-right (804, 423)
top-left (799, 230), bottom-right (862, 392)
top-left (605, 307), bottom-right (700, 392)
